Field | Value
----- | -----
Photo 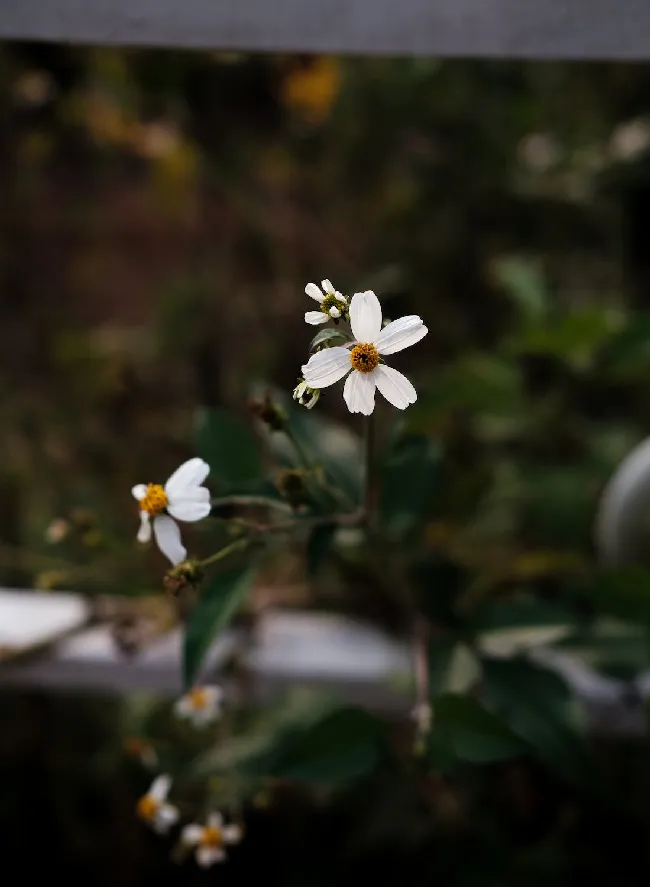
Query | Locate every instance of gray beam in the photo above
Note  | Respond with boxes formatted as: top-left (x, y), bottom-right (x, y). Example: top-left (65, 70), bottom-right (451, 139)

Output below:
top-left (0, 0), bottom-right (649, 61)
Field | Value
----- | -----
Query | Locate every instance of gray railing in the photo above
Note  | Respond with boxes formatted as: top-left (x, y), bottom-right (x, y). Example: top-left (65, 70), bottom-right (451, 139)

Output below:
top-left (0, 0), bottom-right (648, 60)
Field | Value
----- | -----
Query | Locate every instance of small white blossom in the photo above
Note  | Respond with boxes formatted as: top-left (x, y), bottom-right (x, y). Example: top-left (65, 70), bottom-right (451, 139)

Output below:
top-left (132, 457), bottom-right (211, 565)
top-left (304, 278), bottom-right (348, 325)
top-left (182, 812), bottom-right (243, 868)
top-left (137, 775), bottom-right (179, 834)
top-left (174, 685), bottom-right (223, 727)
top-left (302, 290), bottom-right (427, 415)
top-left (293, 379), bottom-right (320, 410)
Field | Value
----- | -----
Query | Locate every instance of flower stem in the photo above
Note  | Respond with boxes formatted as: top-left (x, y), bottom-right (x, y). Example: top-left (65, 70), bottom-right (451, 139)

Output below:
top-left (363, 413), bottom-right (375, 522)
top-left (198, 537), bottom-right (250, 569)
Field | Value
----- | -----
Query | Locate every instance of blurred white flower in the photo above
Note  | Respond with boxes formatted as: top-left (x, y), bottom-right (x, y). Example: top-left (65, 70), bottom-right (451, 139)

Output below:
top-left (302, 290), bottom-right (427, 415)
top-left (45, 518), bottom-right (70, 544)
top-left (293, 379), bottom-right (320, 409)
top-left (136, 775), bottom-right (179, 834)
top-left (131, 458), bottom-right (211, 565)
top-left (174, 685), bottom-right (223, 727)
top-left (124, 736), bottom-right (159, 769)
top-left (304, 279), bottom-right (348, 325)
top-left (182, 812), bottom-right (243, 867)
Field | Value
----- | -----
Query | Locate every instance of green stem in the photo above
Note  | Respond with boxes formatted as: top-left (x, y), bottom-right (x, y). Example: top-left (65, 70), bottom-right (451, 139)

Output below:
top-left (284, 426), bottom-right (313, 472)
top-left (363, 413), bottom-right (375, 522)
top-left (211, 495), bottom-right (293, 513)
top-left (198, 537), bottom-right (250, 569)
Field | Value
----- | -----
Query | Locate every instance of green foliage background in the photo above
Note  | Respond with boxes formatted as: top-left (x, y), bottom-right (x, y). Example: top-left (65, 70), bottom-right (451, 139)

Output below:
top-left (3, 42), bottom-right (650, 885)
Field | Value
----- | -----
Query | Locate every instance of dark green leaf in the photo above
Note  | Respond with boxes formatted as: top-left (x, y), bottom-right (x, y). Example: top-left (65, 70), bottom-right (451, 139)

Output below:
top-left (183, 564), bottom-right (255, 689)
top-left (309, 328), bottom-right (353, 352)
top-left (492, 255), bottom-right (548, 325)
top-left (379, 433), bottom-right (441, 537)
top-left (428, 639), bottom-right (482, 697)
top-left (257, 705), bottom-right (387, 785)
top-left (430, 694), bottom-right (528, 765)
top-left (482, 657), bottom-right (594, 784)
top-left (473, 599), bottom-right (576, 656)
top-left (306, 523), bottom-right (337, 576)
top-left (598, 313), bottom-right (650, 377)
top-left (195, 407), bottom-right (263, 490)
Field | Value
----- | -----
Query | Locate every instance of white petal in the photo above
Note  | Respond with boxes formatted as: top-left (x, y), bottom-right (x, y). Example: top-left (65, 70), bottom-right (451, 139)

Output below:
top-left (302, 347), bottom-right (351, 389)
top-left (132, 484), bottom-right (147, 501)
top-left (196, 846), bottom-right (226, 868)
top-left (153, 515), bottom-right (187, 565)
top-left (191, 703), bottom-right (221, 726)
top-left (343, 370), bottom-right (376, 415)
top-left (305, 311), bottom-right (328, 325)
top-left (164, 458), bottom-right (210, 498)
top-left (321, 278), bottom-right (334, 294)
top-left (137, 512), bottom-right (151, 543)
top-left (223, 824), bottom-right (243, 844)
top-left (207, 812), bottom-right (224, 829)
top-left (149, 774), bottom-right (171, 802)
top-left (374, 315), bottom-right (428, 355)
top-left (174, 696), bottom-right (192, 717)
top-left (374, 365), bottom-right (417, 409)
top-left (182, 824), bottom-right (204, 846)
top-left (167, 498), bottom-right (211, 523)
top-left (349, 290), bottom-right (382, 343)
top-left (154, 804), bottom-right (179, 833)
top-left (305, 282), bottom-right (324, 303)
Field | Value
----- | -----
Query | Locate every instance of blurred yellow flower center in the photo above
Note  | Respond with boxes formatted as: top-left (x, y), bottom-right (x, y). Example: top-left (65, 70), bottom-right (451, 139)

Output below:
top-left (321, 293), bottom-right (347, 316)
top-left (188, 687), bottom-right (209, 709)
top-left (139, 483), bottom-right (168, 516)
top-left (350, 343), bottom-right (379, 373)
top-left (137, 794), bottom-right (159, 821)
top-left (201, 826), bottom-right (223, 848)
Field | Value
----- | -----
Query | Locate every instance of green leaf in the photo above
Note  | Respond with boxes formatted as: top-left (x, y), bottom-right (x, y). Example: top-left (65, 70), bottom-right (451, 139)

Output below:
top-left (481, 657), bottom-right (594, 784)
top-left (306, 523), bottom-right (337, 576)
top-left (183, 564), bottom-right (255, 689)
top-left (428, 640), bottom-right (482, 696)
top-left (507, 309), bottom-right (616, 366)
top-left (430, 694), bottom-right (528, 765)
top-left (492, 255), bottom-right (548, 325)
top-left (598, 313), bottom-right (650, 377)
top-left (473, 600), bottom-right (576, 657)
top-left (309, 328), bottom-right (353, 352)
top-left (195, 407), bottom-right (263, 490)
top-left (379, 433), bottom-right (441, 537)
top-left (252, 704), bottom-right (387, 785)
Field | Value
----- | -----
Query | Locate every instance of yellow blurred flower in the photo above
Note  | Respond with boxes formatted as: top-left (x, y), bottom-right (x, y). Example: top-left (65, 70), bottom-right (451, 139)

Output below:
top-left (281, 57), bottom-right (341, 124)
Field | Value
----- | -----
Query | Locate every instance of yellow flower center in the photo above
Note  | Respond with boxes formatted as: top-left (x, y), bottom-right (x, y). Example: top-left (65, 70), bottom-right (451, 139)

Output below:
top-left (188, 686), bottom-right (209, 710)
top-left (137, 794), bottom-right (159, 821)
top-left (350, 343), bottom-right (380, 373)
top-left (139, 483), bottom-right (168, 516)
top-left (201, 826), bottom-right (223, 848)
top-left (321, 293), bottom-right (347, 316)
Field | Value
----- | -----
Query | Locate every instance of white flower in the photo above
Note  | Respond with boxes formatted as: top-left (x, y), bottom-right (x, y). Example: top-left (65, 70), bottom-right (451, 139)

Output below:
top-left (124, 736), bottom-right (159, 769)
top-left (293, 379), bottom-right (320, 410)
top-left (301, 290), bottom-right (427, 415)
top-left (131, 457), bottom-right (211, 565)
top-left (136, 774), bottom-right (180, 834)
top-left (182, 812), bottom-right (243, 867)
top-left (174, 685), bottom-right (223, 727)
top-left (304, 278), bottom-right (348, 325)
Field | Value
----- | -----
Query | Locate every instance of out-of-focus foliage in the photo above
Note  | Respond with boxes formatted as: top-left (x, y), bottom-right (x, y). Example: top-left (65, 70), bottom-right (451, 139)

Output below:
top-left (4, 41), bottom-right (650, 885)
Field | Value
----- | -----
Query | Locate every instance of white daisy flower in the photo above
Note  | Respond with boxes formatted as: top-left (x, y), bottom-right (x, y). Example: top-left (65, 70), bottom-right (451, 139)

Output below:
top-left (136, 774), bottom-right (180, 834)
top-left (182, 812), bottom-right (243, 868)
top-left (292, 378), bottom-right (320, 410)
top-left (301, 290), bottom-right (427, 415)
top-left (131, 457), bottom-right (211, 565)
top-left (174, 684), bottom-right (223, 727)
top-left (304, 278), bottom-right (348, 325)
